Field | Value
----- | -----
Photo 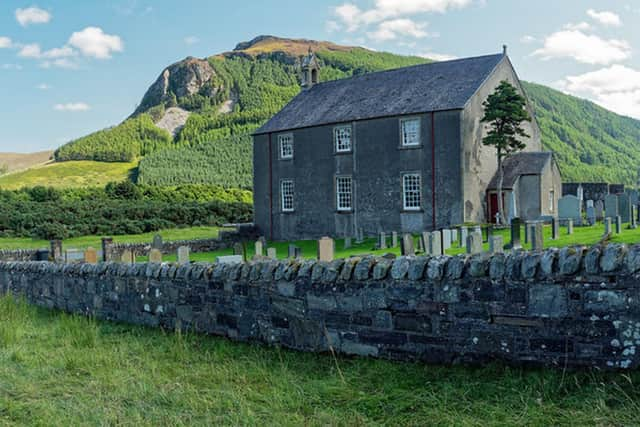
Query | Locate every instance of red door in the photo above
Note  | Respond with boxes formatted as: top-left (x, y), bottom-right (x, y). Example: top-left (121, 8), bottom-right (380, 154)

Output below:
top-left (488, 192), bottom-right (505, 224)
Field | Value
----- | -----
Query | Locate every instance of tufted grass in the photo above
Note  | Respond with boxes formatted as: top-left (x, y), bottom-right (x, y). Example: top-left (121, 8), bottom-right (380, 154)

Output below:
top-left (0, 295), bottom-right (638, 426)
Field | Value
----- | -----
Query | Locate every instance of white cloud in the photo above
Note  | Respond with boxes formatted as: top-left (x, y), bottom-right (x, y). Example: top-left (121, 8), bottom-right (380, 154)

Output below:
top-left (36, 83), bottom-right (51, 90)
top-left (325, 20), bottom-right (340, 33)
top-left (42, 46), bottom-right (75, 58)
top-left (418, 51), bottom-right (458, 61)
top-left (54, 102), bottom-right (90, 112)
top-left (0, 37), bottom-right (13, 49)
top-left (532, 30), bottom-right (631, 65)
top-left (15, 6), bottom-right (51, 26)
top-left (367, 19), bottom-right (430, 41)
top-left (557, 65), bottom-right (640, 119)
top-left (520, 35), bottom-right (536, 44)
top-left (563, 21), bottom-right (591, 31)
top-left (40, 58), bottom-right (79, 69)
top-left (587, 9), bottom-right (622, 27)
top-left (184, 36), bottom-right (199, 45)
top-left (334, 3), bottom-right (362, 32)
top-left (68, 27), bottom-right (123, 59)
top-left (18, 43), bottom-right (42, 58)
top-left (1, 64), bottom-right (23, 70)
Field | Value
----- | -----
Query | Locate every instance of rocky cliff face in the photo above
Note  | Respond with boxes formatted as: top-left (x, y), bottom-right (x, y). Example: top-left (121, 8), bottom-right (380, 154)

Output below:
top-left (133, 57), bottom-right (217, 115)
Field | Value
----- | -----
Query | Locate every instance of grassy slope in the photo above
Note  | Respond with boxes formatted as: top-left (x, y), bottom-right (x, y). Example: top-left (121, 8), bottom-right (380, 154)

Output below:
top-left (0, 160), bottom-right (136, 189)
top-left (0, 295), bottom-right (638, 425)
top-left (0, 150), bottom-right (53, 173)
top-left (0, 226), bottom-right (228, 250)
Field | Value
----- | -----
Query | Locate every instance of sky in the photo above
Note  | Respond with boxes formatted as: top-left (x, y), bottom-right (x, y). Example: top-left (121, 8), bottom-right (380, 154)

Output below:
top-left (0, 0), bottom-right (639, 153)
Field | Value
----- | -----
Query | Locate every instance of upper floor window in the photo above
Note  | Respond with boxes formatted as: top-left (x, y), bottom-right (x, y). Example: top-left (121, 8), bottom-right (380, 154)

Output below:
top-left (402, 173), bottom-right (422, 211)
top-left (279, 134), bottom-right (293, 159)
top-left (334, 125), bottom-right (352, 153)
top-left (401, 118), bottom-right (421, 147)
top-left (281, 180), bottom-right (294, 212)
top-left (336, 176), bottom-right (353, 211)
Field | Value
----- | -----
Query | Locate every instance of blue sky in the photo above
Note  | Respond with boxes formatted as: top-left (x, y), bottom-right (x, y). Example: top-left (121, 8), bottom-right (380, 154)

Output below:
top-left (1, 0), bottom-right (639, 152)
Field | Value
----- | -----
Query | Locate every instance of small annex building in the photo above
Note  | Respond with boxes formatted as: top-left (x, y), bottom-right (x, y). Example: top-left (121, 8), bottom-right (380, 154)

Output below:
top-left (252, 47), bottom-right (561, 240)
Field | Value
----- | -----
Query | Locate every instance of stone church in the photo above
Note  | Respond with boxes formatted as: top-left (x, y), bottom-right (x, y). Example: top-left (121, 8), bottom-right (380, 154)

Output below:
top-left (252, 48), bottom-right (561, 240)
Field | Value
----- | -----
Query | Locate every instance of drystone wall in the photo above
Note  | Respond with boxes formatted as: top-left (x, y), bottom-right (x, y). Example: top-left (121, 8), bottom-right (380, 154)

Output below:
top-left (0, 249), bottom-right (41, 262)
top-left (1, 244), bottom-right (640, 370)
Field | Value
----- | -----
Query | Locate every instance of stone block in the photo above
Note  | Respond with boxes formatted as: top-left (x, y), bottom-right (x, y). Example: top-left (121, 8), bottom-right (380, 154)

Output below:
top-left (401, 234), bottom-right (415, 256)
top-left (267, 247), bottom-right (277, 260)
top-left (489, 235), bottom-right (503, 254)
top-left (466, 232), bottom-right (482, 255)
top-left (148, 249), bottom-right (162, 263)
top-left (83, 247), bottom-right (98, 264)
top-left (177, 246), bottom-right (190, 265)
top-left (317, 237), bottom-right (335, 262)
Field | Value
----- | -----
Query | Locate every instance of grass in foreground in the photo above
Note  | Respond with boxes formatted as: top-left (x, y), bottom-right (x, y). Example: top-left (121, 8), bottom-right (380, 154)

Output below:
top-left (0, 295), bottom-right (638, 426)
top-left (0, 160), bottom-right (136, 189)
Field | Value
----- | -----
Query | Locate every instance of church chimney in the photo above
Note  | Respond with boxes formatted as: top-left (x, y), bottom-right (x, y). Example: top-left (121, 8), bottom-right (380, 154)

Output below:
top-left (503, 44), bottom-right (508, 56)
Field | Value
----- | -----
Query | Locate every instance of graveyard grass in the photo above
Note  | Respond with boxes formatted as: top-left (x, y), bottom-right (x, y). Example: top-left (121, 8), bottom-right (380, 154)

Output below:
top-left (0, 295), bottom-right (639, 426)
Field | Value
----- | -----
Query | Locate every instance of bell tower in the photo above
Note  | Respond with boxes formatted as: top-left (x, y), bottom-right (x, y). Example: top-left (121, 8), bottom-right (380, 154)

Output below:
top-left (301, 48), bottom-right (320, 89)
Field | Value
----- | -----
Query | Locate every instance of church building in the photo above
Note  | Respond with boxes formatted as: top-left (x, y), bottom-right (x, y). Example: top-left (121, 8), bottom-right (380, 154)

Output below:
top-left (252, 48), bottom-right (561, 240)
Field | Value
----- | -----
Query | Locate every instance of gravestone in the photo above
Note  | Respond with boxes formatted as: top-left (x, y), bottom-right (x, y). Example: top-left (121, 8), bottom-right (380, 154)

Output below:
top-left (604, 217), bottom-right (612, 235)
top-left (466, 232), bottom-right (482, 255)
top-left (615, 216), bottom-right (622, 234)
top-left (595, 200), bottom-right (604, 221)
top-left (472, 225), bottom-right (482, 242)
top-left (254, 240), bottom-right (264, 257)
top-left (177, 246), bottom-right (190, 265)
top-left (50, 240), bottom-right (63, 263)
top-left (401, 234), bottom-right (415, 256)
top-left (551, 218), bottom-right (559, 240)
top-left (442, 229), bottom-right (452, 251)
top-left (524, 221), bottom-right (534, 244)
top-left (288, 244), bottom-right (303, 259)
top-left (267, 247), bottom-right (277, 260)
top-left (618, 194), bottom-right (632, 223)
top-left (558, 195), bottom-right (581, 224)
top-left (459, 227), bottom-right (468, 248)
top-left (586, 199), bottom-right (594, 209)
top-left (429, 231), bottom-right (442, 256)
top-left (586, 206), bottom-right (596, 225)
top-left (317, 237), bottom-right (334, 262)
top-left (632, 206), bottom-right (638, 229)
top-left (605, 194), bottom-right (619, 219)
top-left (344, 237), bottom-right (352, 250)
top-left (391, 232), bottom-right (398, 248)
top-left (258, 236), bottom-right (267, 247)
top-left (420, 232), bottom-right (430, 254)
top-left (451, 229), bottom-right (458, 246)
top-left (532, 223), bottom-right (544, 251)
top-left (84, 247), bottom-right (98, 264)
top-left (489, 235), bottom-right (503, 254)
top-left (567, 219), bottom-right (574, 235)
top-left (152, 234), bottom-right (163, 250)
top-left (148, 248), bottom-right (162, 263)
top-left (509, 218), bottom-right (522, 249)
top-left (233, 242), bottom-right (244, 256)
top-left (101, 237), bottom-right (113, 262)
top-left (216, 255), bottom-right (243, 264)
top-left (356, 228), bottom-right (364, 244)
top-left (378, 232), bottom-right (387, 250)
top-left (65, 249), bottom-right (83, 263)
top-left (120, 249), bottom-right (135, 264)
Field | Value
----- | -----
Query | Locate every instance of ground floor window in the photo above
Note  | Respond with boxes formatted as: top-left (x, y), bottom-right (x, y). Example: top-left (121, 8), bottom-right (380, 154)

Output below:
top-left (402, 173), bottom-right (421, 210)
top-left (336, 176), bottom-right (353, 211)
top-left (281, 180), bottom-right (294, 212)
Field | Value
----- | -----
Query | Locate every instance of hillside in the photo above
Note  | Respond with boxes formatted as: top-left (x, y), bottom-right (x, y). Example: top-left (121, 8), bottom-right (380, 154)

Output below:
top-left (0, 151), bottom-right (52, 174)
top-left (52, 35), bottom-right (640, 186)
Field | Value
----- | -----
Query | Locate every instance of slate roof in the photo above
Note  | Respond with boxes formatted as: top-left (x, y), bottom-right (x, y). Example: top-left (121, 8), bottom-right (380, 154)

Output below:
top-left (488, 152), bottom-right (553, 190)
top-left (255, 53), bottom-right (505, 135)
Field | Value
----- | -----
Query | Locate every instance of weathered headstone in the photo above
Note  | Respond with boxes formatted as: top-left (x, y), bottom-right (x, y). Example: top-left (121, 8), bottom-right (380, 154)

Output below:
top-left (586, 205), bottom-right (596, 225)
top-left (567, 219), bottom-right (574, 235)
top-left (595, 200), bottom-right (604, 221)
top-left (615, 216), bottom-right (622, 234)
top-left (442, 229), bottom-right (452, 251)
top-left (586, 199), bottom-right (594, 209)
top-left (524, 221), bottom-right (533, 244)
top-left (317, 237), bottom-right (334, 262)
top-left (605, 194), bottom-right (619, 219)
top-left (101, 237), bottom-right (113, 262)
top-left (429, 231), bottom-right (442, 256)
top-left (84, 247), bottom-right (98, 264)
top-left (632, 206), bottom-right (638, 229)
top-left (177, 246), bottom-right (190, 265)
top-left (120, 249), bottom-right (135, 264)
top-left (509, 218), bottom-right (522, 249)
top-left (391, 232), bottom-right (398, 248)
top-left (401, 234), bottom-right (415, 256)
top-left (532, 223), bottom-right (544, 251)
top-left (254, 240), bottom-right (264, 257)
top-left (356, 228), bottom-right (364, 244)
top-left (232, 242), bottom-right (244, 256)
top-left (551, 217), bottom-right (559, 240)
top-left (50, 240), bottom-right (63, 263)
top-left (216, 255), bottom-right (243, 264)
top-left (420, 232), bottom-right (430, 254)
top-left (466, 232), bottom-right (482, 255)
top-left (258, 236), bottom-right (267, 247)
top-left (151, 234), bottom-right (163, 250)
top-left (65, 249), bottom-right (83, 263)
top-left (604, 217), bottom-right (612, 235)
top-left (451, 229), bottom-right (458, 246)
top-left (267, 247), bottom-right (277, 260)
top-left (472, 225), bottom-right (482, 242)
top-left (459, 227), bottom-right (468, 248)
top-left (378, 232), bottom-right (387, 250)
top-left (148, 248), bottom-right (162, 263)
top-left (343, 237), bottom-right (352, 250)
top-left (489, 235), bottom-right (503, 254)
top-left (558, 195), bottom-right (581, 224)
top-left (618, 194), bottom-right (632, 223)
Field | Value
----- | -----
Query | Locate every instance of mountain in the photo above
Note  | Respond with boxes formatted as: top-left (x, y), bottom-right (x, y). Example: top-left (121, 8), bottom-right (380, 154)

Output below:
top-left (54, 35), bottom-right (640, 186)
top-left (0, 150), bottom-right (53, 175)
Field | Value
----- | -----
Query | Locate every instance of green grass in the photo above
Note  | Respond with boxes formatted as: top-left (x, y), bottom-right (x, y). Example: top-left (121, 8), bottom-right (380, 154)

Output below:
top-left (0, 226), bottom-right (229, 250)
top-left (0, 160), bottom-right (136, 190)
top-left (0, 294), bottom-right (638, 425)
top-left (138, 222), bottom-right (640, 263)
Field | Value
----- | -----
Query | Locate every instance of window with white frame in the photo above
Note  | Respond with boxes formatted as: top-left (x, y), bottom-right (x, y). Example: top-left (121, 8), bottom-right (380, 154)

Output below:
top-left (401, 118), bottom-right (421, 146)
top-left (402, 173), bottom-right (422, 210)
top-left (281, 180), bottom-right (294, 212)
top-left (336, 176), bottom-right (353, 211)
top-left (279, 134), bottom-right (293, 159)
top-left (334, 125), bottom-right (352, 153)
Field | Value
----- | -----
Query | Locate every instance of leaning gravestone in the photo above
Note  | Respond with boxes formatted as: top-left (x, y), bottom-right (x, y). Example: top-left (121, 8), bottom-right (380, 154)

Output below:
top-left (152, 234), bottom-right (163, 250)
top-left (595, 200), bottom-right (605, 221)
top-left (429, 231), bottom-right (442, 256)
top-left (148, 248), bottom-right (162, 263)
top-left (558, 195), bottom-right (581, 225)
top-left (84, 247), bottom-right (98, 264)
top-left (489, 235), bottom-right (503, 254)
top-left (605, 194), bottom-right (619, 219)
top-left (401, 234), bottom-right (415, 256)
top-left (420, 232), bottom-right (430, 254)
top-left (317, 237), bottom-right (334, 262)
top-left (618, 194), bottom-right (631, 223)
top-left (466, 232), bottom-right (482, 255)
top-left (177, 246), bottom-right (190, 265)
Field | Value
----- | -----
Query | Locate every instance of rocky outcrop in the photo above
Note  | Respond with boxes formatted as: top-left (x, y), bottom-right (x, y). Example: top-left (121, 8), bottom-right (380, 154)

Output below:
top-left (155, 107), bottom-right (191, 137)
